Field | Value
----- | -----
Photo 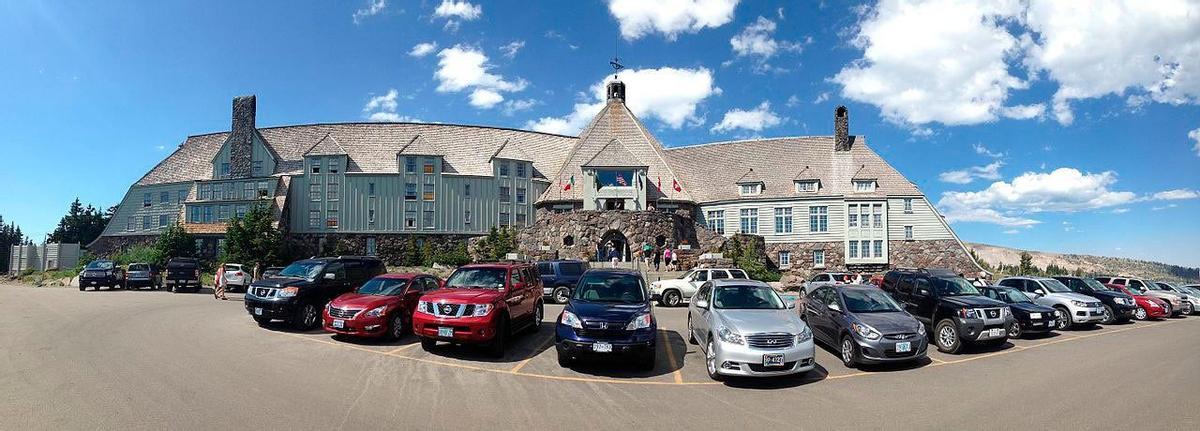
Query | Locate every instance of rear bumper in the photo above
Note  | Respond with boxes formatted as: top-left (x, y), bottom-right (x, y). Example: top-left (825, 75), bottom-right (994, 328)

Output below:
top-left (125, 278), bottom-right (156, 287)
top-left (165, 279), bottom-right (199, 286)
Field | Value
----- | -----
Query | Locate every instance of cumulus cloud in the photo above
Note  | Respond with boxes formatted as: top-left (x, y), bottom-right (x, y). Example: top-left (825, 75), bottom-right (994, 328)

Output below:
top-left (525, 67), bottom-right (720, 135)
top-left (938, 161), bottom-right (1004, 184)
top-left (434, 0), bottom-right (481, 20)
top-left (434, 45), bottom-right (527, 109)
top-left (607, 0), bottom-right (740, 41)
top-left (710, 101), bottom-right (783, 133)
top-left (1190, 127), bottom-right (1200, 157)
top-left (499, 40), bottom-right (525, 58)
top-left (812, 92), bottom-right (830, 104)
top-left (362, 89), bottom-right (419, 122)
top-left (502, 98), bottom-right (539, 116)
top-left (1152, 189), bottom-right (1200, 201)
top-left (730, 16), bottom-right (802, 60)
top-left (353, 0), bottom-right (386, 24)
top-left (937, 167), bottom-right (1140, 226)
top-left (409, 42), bottom-right (438, 57)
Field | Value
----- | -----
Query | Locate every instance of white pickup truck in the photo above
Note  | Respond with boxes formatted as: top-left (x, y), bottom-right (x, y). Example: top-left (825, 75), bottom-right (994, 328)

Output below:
top-left (649, 268), bottom-right (749, 307)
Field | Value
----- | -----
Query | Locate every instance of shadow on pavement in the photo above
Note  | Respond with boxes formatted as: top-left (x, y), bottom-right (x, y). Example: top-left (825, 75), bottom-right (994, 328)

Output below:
top-left (562, 330), bottom-right (686, 379)
top-left (719, 364), bottom-right (828, 390)
top-left (417, 322), bottom-right (556, 364)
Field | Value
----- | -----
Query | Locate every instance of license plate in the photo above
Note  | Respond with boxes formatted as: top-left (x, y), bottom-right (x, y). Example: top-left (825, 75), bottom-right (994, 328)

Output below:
top-left (543, 287), bottom-right (553, 295)
top-left (437, 327), bottom-right (454, 338)
top-left (1030, 312), bottom-right (1041, 319)
top-left (332, 319), bottom-right (345, 329)
top-left (88, 281), bottom-right (97, 285)
top-left (592, 342), bottom-right (613, 353)
top-left (989, 328), bottom-right (1005, 338)
top-left (896, 341), bottom-right (911, 353)
top-left (762, 353), bottom-right (785, 366)
top-left (254, 308), bottom-right (263, 316)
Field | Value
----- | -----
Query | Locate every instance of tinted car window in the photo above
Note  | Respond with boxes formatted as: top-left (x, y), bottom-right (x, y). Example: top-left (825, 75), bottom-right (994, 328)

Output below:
top-left (537, 263), bottom-right (553, 275)
top-left (841, 289), bottom-right (903, 313)
top-left (898, 275), bottom-right (914, 294)
top-left (574, 272), bottom-right (645, 303)
top-left (358, 278), bottom-right (408, 295)
top-left (694, 271), bottom-right (709, 282)
top-left (1127, 279), bottom-right (1144, 288)
top-left (129, 264), bottom-right (149, 271)
top-left (729, 269), bottom-right (748, 279)
top-left (913, 278), bottom-right (931, 295)
top-left (446, 268), bottom-right (507, 289)
top-left (86, 261), bottom-right (114, 270)
top-left (561, 263), bottom-right (585, 276)
top-left (711, 270), bottom-right (730, 280)
top-left (279, 261), bottom-right (324, 279)
top-left (324, 262), bottom-right (346, 280)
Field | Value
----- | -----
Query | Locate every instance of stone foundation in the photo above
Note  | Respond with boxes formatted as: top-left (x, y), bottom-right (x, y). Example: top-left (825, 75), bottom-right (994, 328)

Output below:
top-left (766, 241), bottom-right (845, 288)
top-left (284, 233), bottom-right (472, 266)
top-left (888, 239), bottom-right (983, 277)
top-left (517, 210), bottom-right (723, 270)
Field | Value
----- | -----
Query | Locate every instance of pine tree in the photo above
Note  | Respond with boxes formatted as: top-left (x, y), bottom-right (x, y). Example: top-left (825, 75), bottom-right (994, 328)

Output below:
top-left (1018, 252), bottom-right (1035, 275)
top-left (222, 204), bottom-right (282, 267)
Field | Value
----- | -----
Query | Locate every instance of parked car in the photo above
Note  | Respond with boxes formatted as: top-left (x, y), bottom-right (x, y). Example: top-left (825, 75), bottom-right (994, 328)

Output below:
top-left (79, 259), bottom-right (125, 291)
top-left (649, 268), bottom-right (749, 307)
top-left (413, 262), bottom-right (544, 357)
top-left (244, 256), bottom-right (386, 329)
top-left (1154, 281), bottom-right (1200, 315)
top-left (978, 286), bottom-right (1057, 338)
top-left (164, 257), bottom-right (201, 293)
top-left (1096, 277), bottom-right (1189, 316)
top-left (261, 266), bottom-right (284, 279)
top-left (1175, 285), bottom-right (1200, 314)
top-left (1053, 276), bottom-right (1138, 324)
top-left (323, 273), bottom-right (442, 340)
top-left (220, 263), bottom-right (249, 293)
top-left (1108, 284), bottom-right (1170, 320)
top-left (803, 284), bottom-right (926, 368)
top-left (802, 272), bottom-right (852, 295)
top-left (880, 268), bottom-right (1013, 354)
top-left (557, 268), bottom-right (656, 369)
top-left (997, 277), bottom-right (1105, 330)
top-left (536, 259), bottom-right (588, 304)
top-left (689, 279), bottom-right (814, 379)
top-left (124, 263), bottom-right (160, 290)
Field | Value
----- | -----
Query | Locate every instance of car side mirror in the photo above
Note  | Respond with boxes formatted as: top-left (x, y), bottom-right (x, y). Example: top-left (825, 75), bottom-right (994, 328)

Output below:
top-left (323, 273), bottom-right (336, 280)
top-left (1032, 289), bottom-right (1045, 297)
top-left (694, 299), bottom-right (709, 309)
top-left (916, 288), bottom-right (930, 297)
top-left (827, 303), bottom-right (842, 313)
top-left (786, 301), bottom-right (797, 309)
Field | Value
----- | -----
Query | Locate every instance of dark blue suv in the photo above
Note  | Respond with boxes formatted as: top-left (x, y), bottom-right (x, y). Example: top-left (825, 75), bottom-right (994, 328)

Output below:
top-left (537, 260), bottom-right (588, 304)
top-left (555, 268), bottom-right (656, 370)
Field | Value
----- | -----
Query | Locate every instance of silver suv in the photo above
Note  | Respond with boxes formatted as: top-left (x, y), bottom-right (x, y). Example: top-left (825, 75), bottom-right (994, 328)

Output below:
top-left (1154, 282), bottom-right (1200, 315)
top-left (997, 276), bottom-right (1104, 329)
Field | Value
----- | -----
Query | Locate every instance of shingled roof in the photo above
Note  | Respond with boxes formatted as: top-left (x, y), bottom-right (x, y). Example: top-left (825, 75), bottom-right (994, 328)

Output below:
top-left (583, 139), bottom-right (645, 168)
top-left (304, 133), bottom-right (347, 156)
top-left (490, 139), bottom-right (534, 162)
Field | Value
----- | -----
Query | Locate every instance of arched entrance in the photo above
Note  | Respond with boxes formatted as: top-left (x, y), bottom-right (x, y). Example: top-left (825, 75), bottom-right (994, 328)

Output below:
top-left (597, 230), bottom-right (630, 263)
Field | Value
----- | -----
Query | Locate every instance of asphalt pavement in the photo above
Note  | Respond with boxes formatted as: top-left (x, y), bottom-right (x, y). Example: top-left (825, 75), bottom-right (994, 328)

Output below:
top-left (1, 283), bottom-right (1197, 430)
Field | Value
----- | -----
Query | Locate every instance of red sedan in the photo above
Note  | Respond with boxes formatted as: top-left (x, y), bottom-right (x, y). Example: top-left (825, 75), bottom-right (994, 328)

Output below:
top-left (323, 273), bottom-right (443, 340)
top-left (1108, 284), bottom-right (1170, 320)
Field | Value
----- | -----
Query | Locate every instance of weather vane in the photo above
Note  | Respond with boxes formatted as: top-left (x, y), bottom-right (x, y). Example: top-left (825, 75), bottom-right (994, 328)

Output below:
top-left (609, 56), bottom-right (624, 79)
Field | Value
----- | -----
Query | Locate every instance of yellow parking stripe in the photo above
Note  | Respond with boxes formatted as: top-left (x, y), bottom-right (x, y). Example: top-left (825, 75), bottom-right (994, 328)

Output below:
top-left (659, 330), bottom-right (684, 384)
top-left (509, 334), bottom-right (556, 374)
top-left (386, 343), bottom-right (418, 354)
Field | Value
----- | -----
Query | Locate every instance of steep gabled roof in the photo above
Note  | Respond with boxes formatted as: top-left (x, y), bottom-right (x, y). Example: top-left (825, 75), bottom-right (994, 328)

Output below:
top-left (303, 133), bottom-right (347, 156)
top-left (490, 139), bottom-right (533, 162)
top-left (398, 134), bottom-right (443, 156)
top-left (735, 168), bottom-right (764, 184)
top-left (582, 139), bottom-right (645, 168)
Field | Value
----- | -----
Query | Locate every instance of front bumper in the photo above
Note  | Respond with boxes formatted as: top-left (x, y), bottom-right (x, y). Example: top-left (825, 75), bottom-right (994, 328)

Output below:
top-left (412, 312), bottom-right (498, 344)
top-left (710, 339), bottom-right (815, 377)
top-left (855, 335), bottom-right (928, 364)
top-left (80, 277), bottom-right (119, 286)
top-left (1017, 317), bottom-right (1055, 333)
top-left (957, 317), bottom-right (1010, 342)
top-left (245, 298), bottom-right (299, 320)
top-left (1068, 306), bottom-right (1107, 324)
top-left (323, 312), bottom-right (390, 337)
top-left (555, 324), bottom-right (657, 358)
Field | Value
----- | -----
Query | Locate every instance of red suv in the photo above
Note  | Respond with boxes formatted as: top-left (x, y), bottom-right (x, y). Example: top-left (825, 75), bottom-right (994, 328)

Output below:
top-left (323, 273), bottom-right (443, 340)
top-left (412, 262), bottom-right (545, 357)
top-left (1108, 284), bottom-right (1170, 320)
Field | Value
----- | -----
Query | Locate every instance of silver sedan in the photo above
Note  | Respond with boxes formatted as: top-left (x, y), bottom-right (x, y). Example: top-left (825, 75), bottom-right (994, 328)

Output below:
top-left (687, 279), bottom-right (815, 380)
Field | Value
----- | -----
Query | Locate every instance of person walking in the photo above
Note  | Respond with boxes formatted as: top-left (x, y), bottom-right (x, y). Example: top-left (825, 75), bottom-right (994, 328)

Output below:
top-left (608, 244), bottom-right (620, 268)
top-left (213, 263), bottom-right (228, 300)
top-left (641, 242), bottom-right (653, 268)
top-left (252, 261), bottom-right (262, 283)
top-left (653, 245), bottom-right (662, 271)
top-left (662, 247), bottom-right (673, 272)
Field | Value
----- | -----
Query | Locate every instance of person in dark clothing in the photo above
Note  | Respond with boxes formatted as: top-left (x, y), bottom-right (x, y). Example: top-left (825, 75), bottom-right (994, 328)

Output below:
top-left (653, 246), bottom-right (661, 271)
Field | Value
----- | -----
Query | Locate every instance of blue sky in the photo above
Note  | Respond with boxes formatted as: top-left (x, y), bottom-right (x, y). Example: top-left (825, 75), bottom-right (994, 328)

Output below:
top-left (1, 0), bottom-right (1197, 266)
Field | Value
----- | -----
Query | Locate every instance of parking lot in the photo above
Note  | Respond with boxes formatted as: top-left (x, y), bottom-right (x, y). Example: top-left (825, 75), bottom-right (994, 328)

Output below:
top-left (2, 283), bottom-right (1199, 430)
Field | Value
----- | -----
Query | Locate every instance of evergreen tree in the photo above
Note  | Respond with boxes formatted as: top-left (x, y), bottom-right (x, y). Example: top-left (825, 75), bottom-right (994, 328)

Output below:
top-left (47, 198), bottom-right (110, 245)
top-left (222, 204), bottom-right (282, 267)
top-left (154, 222), bottom-right (196, 266)
top-left (1018, 252), bottom-right (1035, 275)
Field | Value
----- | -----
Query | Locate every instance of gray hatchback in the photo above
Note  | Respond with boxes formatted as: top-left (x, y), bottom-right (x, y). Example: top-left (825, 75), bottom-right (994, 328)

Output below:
top-left (803, 285), bottom-right (928, 368)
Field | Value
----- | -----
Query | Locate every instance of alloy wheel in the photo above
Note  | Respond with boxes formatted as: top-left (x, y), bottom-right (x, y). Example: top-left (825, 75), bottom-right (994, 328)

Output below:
top-left (391, 315), bottom-right (405, 339)
top-left (303, 305), bottom-right (318, 328)
top-left (1008, 323), bottom-right (1021, 338)
top-left (534, 303), bottom-right (544, 325)
top-left (553, 288), bottom-right (569, 304)
top-left (1055, 310), bottom-right (1070, 330)
top-left (938, 326), bottom-right (956, 349)
top-left (840, 338), bottom-right (854, 366)
top-left (665, 291), bottom-right (681, 307)
top-left (1135, 307), bottom-right (1148, 320)
top-left (705, 340), bottom-right (718, 376)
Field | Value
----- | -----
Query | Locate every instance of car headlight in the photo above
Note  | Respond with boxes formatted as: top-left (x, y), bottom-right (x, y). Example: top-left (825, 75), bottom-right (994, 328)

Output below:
top-left (917, 323), bottom-right (926, 336)
top-left (626, 313), bottom-right (652, 330)
top-left (1002, 306), bottom-right (1012, 319)
top-left (325, 302), bottom-right (333, 314)
top-left (560, 310), bottom-right (583, 329)
top-left (277, 287), bottom-right (299, 298)
top-left (415, 300), bottom-right (429, 314)
top-left (472, 303), bottom-right (492, 317)
top-left (958, 308), bottom-right (979, 319)
top-left (717, 325), bottom-right (744, 345)
top-left (365, 305), bottom-right (387, 318)
top-left (1071, 300), bottom-right (1088, 307)
top-left (851, 322), bottom-right (881, 341)
top-left (795, 326), bottom-right (813, 344)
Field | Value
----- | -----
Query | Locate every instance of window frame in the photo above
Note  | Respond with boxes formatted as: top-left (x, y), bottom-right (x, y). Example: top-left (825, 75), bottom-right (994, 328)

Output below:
top-left (774, 207), bottom-right (793, 234)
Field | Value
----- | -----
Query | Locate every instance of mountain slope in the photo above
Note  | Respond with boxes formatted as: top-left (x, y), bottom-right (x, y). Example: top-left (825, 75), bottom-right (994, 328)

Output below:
top-left (966, 242), bottom-right (1199, 283)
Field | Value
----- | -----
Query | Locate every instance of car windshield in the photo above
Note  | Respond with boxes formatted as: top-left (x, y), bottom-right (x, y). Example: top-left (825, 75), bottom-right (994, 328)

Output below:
top-left (1125, 285), bottom-right (1146, 295)
top-left (934, 277), bottom-right (981, 296)
top-left (997, 289), bottom-right (1032, 304)
top-left (678, 271), bottom-right (695, 280)
top-left (573, 273), bottom-right (645, 303)
top-left (445, 268), bottom-right (507, 289)
top-left (712, 285), bottom-right (785, 310)
top-left (1082, 279), bottom-right (1111, 292)
top-left (85, 261), bottom-right (113, 270)
top-left (128, 264), bottom-right (148, 271)
top-left (1040, 279), bottom-right (1072, 293)
top-left (278, 261), bottom-right (324, 280)
top-left (1181, 287), bottom-right (1200, 296)
top-left (357, 278), bottom-right (409, 296)
top-left (841, 289), bottom-right (902, 313)
top-left (1141, 281), bottom-right (1163, 291)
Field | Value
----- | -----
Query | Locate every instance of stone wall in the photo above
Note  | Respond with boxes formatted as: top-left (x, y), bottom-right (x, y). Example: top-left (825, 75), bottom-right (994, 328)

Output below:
top-left (284, 233), bottom-right (470, 266)
top-left (888, 239), bottom-right (984, 277)
top-left (766, 241), bottom-right (845, 288)
top-left (228, 95), bottom-right (256, 179)
top-left (516, 209), bottom-right (723, 269)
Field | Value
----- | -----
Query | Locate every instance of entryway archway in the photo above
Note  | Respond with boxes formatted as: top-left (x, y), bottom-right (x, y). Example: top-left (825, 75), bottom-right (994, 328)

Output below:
top-left (597, 230), bottom-right (630, 263)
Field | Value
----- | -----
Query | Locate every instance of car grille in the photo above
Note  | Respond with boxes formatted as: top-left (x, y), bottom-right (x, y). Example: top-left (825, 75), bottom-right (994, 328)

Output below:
top-left (884, 333), bottom-right (919, 341)
top-left (251, 287), bottom-right (275, 298)
top-left (578, 321), bottom-right (629, 340)
top-left (328, 307), bottom-right (360, 319)
top-left (84, 271), bottom-right (104, 278)
top-left (746, 333), bottom-right (794, 349)
top-left (425, 302), bottom-right (474, 318)
top-left (984, 308), bottom-right (1001, 319)
top-left (747, 361), bottom-right (796, 372)
top-left (1086, 301), bottom-right (1102, 308)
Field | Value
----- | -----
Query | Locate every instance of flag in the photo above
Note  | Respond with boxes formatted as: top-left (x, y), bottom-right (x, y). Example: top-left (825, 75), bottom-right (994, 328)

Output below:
top-left (563, 174), bottom-right (574, 191)
top-left (672, 179), bottom-right (681, 192)
top-left (616, 174), bottom-right (627, 186)
top-left (657, 176), bottom-right (662, 191)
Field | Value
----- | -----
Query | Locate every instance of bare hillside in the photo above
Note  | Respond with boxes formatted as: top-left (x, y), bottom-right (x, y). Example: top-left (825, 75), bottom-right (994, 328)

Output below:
top-left (966, 242), bottom-right (1199, 283)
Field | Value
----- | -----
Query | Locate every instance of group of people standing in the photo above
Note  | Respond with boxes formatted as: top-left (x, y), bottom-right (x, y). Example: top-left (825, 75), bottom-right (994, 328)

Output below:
top-left (600, 241), bottom-right (679, 272)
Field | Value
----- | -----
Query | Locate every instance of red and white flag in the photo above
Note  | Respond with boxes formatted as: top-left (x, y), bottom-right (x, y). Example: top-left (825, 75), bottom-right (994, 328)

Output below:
top-left (672, 179), bottom-right (682, 192)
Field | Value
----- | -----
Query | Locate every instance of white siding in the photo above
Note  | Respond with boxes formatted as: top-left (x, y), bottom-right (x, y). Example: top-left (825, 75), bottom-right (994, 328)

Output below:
top-left (698, 197), bottom-right (846, 243)
top-left (888, 197), bottom-right (953, 240)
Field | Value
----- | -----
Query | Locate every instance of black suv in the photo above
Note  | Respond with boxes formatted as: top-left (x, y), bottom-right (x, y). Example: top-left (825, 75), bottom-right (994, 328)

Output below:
top-left (243, 256), bottom-right (385, 329)
top-left (1052, 276), bottom-right (1138, 324)
top-left (164, 257), bottom-right (202, 293)
top-left (881, 269), bottom-right (1014, 354)
top-left (79, 259), bottom-right (125, 291)
top-left (536, 259), bottom-right (588, 304)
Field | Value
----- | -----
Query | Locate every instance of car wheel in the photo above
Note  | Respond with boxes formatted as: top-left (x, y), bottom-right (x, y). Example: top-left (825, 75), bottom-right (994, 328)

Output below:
top-left (840, 336), bottom-right (858, 368)
top-left (78, 285), bottom-right (85, 292)
top-left (934, 319), bottom-right (962, 354)
top-left (529, 302), bottom-right (544, 333)
top-left (552, 287), bottom-right (570, 304)
top-left (388, 314), bottom-right (406, 341)
top-left (420, 337), bottom-right (437, 352)
top-left (294, 303), bottom-right (320, 330)
top-left (687, 315), bottom-right (697, 345)
top-left (1054, 307), bottom-right (1072, 330)
top-left (1100, 305), bottom-right (1116, 325)
top-left (1134, 307), bottom-right (1148, 320)
top-left (486, 317), bottom-right (508, 358)
top-left (705, 339), bottom-right (723, 381)
top-left (1007, 322), bottom-right (1022, 339)
top-left (663, 290), bottom-right (682, 307)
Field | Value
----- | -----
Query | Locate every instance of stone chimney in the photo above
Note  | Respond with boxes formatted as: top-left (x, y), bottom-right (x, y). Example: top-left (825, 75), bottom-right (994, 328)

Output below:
top-left (834, 105), bottom-right (850, 152)
top-left (606, 80), bottom-right (626, 103)
top-left (228, 95), bottom-right (256, 178)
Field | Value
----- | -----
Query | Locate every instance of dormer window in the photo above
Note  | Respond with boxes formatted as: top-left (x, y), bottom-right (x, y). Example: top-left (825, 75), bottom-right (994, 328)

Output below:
top-left (311, 162), bottom-right (321, 174)
top-left (853, 180), bottom-right (876, 192)
top-left (795, 180), bottom-right (819, 193)
top-left (739, 183), bottom-right (762, 196)
top-left (329, 160), bottom-right (340, 174)
top-left (423, 157), bottom-right (435, 174)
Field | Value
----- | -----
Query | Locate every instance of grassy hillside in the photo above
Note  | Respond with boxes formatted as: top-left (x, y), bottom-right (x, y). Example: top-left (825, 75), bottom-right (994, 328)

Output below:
top-left (967, 242), bottom-right (1199, 283)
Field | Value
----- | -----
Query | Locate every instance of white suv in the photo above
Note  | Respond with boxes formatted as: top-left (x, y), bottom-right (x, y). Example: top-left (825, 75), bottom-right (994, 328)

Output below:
top-left (998, 276), bottom-right (1105, 330)
top-left (222, 264), bottom-right (249, 292)
top-left (802, 272), bottom-right (851, 295)
top-left (649, 268), bottom-right (749, 307)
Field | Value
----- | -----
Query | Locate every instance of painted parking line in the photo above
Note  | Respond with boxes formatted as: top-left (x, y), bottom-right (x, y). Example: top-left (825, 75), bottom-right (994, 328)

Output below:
top-left (386, 343), bottom-right (418, 354)
top-left (659, 330), bottom-right (684, 384)
top-left (509, 334), bottom-right (557, 374)
top-left (927, 356), bottom-right (947, 364)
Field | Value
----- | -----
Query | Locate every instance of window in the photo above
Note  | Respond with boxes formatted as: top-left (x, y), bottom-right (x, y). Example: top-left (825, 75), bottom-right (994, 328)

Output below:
top-left (257, 181), bottom-right (269, 199)
top-left (809, 206), bottom-right (828, 232)
top-left (404, 157), bottom-right (416, 173)
top-left (368, 209), bottom-right (376, 225)
top-left (813, 250), bottom-right (825, 267)
top-left (853, 180), bottom-right (876, 192)
top-left (159, 215), bottom-right (169, 227)
top-left (499, 186), bottom-right (511, 201)
top-left (189, 207), bottom-right (201, 223)
top-left (327, 209), bottom-right (339, 229)
top-left (368, 182), bottom-right (376, 196)
top-left (126, 217), bottom-right (136, 231)
top-left (423, 183), bottom-right (435, 201)
top-left (423, 157), bottom-right (435, 174)
top-left (795, 181), bottom-right (818, 193)
top-left (706, 210), bottom-right (725, 234)
top-left (872, 204), bottom-right (883, 228)
top-left (178, 190), bottom-right (188, 202)
top-left (199, 184), bottom-right (211, 200)
top-left (873, 240), bottom-right (883, 258)
top-left (499, 162), bottom-right (509, 177)
top-left (779, 251), bottom-right (791, 268)
top-left (903, 198), bottom-right (913, 213)
top-left (597, 169), bottom-right (634, 187)
top-left (223, 183), bottom-right (235, 200)
top-left (309, 183), bottom-right (321, 201)
top-left (848, 241), bottom-right (859, 259)
top-left (329, 160), bottom-right (340, 174)
top-left (221, 163), bottom-right (230, 177)
top-left (235, 205), bottom-right (247, 218)
top-left (516, 188), bottom-right (526, 204)
top-left (739, 208), bottom-right (758, 234)
top-left (252, 160), bottom-right (263, 176)
top-left (739, 183), bottom-right (762, 195)
top-left (218, 205), bottom-right (230, 221)
top-left (516, 162), bottom-right (527, 178)
top-left (516, 212), bottom-right (527, 226)
top-left (143, 193), bottom-right (151, 207)
top-left (159, 191), bottom-right (169, 204)
top-left (405, 210), bottom-right (416, 228)
top-left (366, 237), bottom-right (377, 257)
top-left (327, 178), bottom-right (339, 200)
top-left (311, 162), bottom-right (321, 174)
top-left (464, 209), bottom-right (472, 225)
top-left (142, 216), bottom-right (151, 230)
top-left (423, 209), bottom-right (435, 228)
top-left (499, 211), bottom-right (510, 226)
top-left (774, 207), bottom-right (793, 234)
top-left (904, 225), bottom-right (914, 240)
top-left (203, 206), bottom-right (213, 223)
top-left (860, 204), bottom-right (870, 229)
top-left (243, 182), bottom-right (255, 199)
top-left (861, 241), bottom-right (871, 259)
top-left (848, 204), bottom-right (858, 228)
top-left (405, 183), bottom-right (417, 200)
top-left (464, 184), bottom-right (471, 197)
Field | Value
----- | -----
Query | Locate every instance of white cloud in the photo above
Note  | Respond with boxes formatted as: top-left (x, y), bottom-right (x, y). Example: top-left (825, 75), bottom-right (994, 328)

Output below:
top-left (973, 142), bottom-right (1004, 158)
top-left (710, 101), bottom-right (782, 133)
top-left (433, 0), bottom-right (481, 20)
top-left (525, 67), bottom-right (720, 135)
top-left (786, 94), bottom-right (801, 107)
top-left (730, 16), bottom-right (802, 60)
top-left (938, 160), bottom-right (1003, 184)
top-left (1152, 204), bottom-right (1178, 211)
top-left (362, 89), bottom-right (419, 122)
top-left (1111, 208), bottom-right (1131, 214)
top-left (812, 92), bottom-right (830, 104)
top-left (943, 207), bottom-right (1040, 227)
top-left (499, 40), bottom-right (525, 58)
top-left (155, 145), bottom-right (166, 151)
top-left (1023, 0), bottom-right (1200, 125)
top-left (367, 112), bottom-right (419, 122)
top-left (607, 0), bottom-right (740, 41)
top-left (409, 42), bottom-right (438, 57)
top-left (1152, 189), bottom-right (1200, 201)
top-left (434, 45), bottom-right (527, 109)
top-left (353, 0), bottom-right (386, 24)
top-left (1003, 229), bottom-right (1021, 235)
top-left (502, 98), bottom-right (539, 116)
top-left (938, 167), bottom-right (1141, 226)
top-left (1190, 127), bottom-right (1200, 157)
